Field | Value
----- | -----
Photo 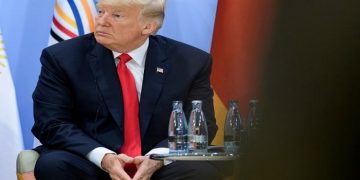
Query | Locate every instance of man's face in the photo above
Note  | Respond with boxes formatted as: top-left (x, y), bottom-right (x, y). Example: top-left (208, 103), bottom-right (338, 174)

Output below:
top-left (94, 3), bottom-right (147, 52)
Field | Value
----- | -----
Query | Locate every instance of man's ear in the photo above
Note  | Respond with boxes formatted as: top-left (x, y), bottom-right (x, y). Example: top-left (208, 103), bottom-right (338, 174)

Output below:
top-left (142, 21), bottom-right (158, 35)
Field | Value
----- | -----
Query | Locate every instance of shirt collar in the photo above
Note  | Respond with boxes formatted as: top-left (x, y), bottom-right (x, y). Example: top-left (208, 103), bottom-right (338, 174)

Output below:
top-left (112, 38), bottom-right (149, 67)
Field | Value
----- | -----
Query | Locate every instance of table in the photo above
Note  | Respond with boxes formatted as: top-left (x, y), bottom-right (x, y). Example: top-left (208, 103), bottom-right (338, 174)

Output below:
top-left (149, 152), bottom-right (240, 161)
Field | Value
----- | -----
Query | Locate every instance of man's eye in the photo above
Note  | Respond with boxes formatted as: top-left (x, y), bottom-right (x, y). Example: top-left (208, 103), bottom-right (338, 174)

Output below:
top-left (97, 9), bottom-right (104, 14)
top-left (113, 14), bottom-right (122, 18)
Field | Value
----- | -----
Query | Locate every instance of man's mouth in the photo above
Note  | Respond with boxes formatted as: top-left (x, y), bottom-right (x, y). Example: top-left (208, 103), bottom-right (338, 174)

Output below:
top-left (95, 31), bottom-right (111, 36)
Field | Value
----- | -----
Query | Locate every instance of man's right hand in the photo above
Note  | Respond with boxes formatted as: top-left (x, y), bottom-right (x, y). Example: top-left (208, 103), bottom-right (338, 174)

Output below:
top-left (101, 153), bottom-right (134, 180)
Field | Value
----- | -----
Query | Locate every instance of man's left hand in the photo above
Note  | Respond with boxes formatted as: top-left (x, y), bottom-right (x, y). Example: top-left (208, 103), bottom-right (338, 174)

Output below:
top-left (132, 156), bottom-right (164, 180)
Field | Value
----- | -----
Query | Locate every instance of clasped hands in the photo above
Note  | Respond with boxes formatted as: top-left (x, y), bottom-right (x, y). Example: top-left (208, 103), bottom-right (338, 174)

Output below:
top-left (101, 153), bottom-right (163, 180)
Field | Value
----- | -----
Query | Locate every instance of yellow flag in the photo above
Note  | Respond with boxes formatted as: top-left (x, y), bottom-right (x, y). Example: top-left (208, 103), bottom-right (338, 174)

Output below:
top-left (0, 30), bottom-right (24, 180)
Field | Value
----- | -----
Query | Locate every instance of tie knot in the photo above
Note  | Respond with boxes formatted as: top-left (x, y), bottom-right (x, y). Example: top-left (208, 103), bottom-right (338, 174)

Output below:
top-left (118, 53), bottom-right (132, 64)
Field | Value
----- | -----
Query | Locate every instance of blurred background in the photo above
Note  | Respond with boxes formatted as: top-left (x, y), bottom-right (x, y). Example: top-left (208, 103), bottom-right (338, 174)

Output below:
top-left (238, 0), bottom-right (360, 179)
top-left (1, 0), bottom-right (359, 179)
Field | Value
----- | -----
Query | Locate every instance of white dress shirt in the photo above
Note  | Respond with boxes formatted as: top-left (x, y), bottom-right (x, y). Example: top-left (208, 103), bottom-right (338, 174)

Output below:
top-left (86, 38), bottom-right (169, 169)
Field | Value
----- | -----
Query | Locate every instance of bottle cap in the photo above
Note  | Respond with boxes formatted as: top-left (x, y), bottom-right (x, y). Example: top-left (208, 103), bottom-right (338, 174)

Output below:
top-left (192, 100), bottom-right (202, 104)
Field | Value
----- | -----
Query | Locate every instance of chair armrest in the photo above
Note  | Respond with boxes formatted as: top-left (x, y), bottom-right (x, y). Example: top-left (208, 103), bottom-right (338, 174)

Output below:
top-left (16, 150), bottom-right (39, 174)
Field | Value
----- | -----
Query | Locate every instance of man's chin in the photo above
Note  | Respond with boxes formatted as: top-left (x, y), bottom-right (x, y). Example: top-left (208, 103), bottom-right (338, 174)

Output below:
top-left (94, 35), bottom-right (110, 45)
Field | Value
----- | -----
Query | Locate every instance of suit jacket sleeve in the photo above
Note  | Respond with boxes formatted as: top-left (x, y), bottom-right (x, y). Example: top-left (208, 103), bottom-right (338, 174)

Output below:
top-left (32, 49), bottom-right (103, 157)
top-left (153, 53), bottom-right (218, 149)
top-left (184, 54), bottom-right (217, 142)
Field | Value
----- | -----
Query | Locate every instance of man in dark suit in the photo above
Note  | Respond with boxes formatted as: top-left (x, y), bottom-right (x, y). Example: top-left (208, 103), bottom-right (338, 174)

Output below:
top-left (32, 0), bottom-right (220, 179)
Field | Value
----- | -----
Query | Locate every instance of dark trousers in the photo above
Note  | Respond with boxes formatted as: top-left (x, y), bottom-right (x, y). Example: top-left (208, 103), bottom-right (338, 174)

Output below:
top-left (34, 149), bottom-right (224, 180)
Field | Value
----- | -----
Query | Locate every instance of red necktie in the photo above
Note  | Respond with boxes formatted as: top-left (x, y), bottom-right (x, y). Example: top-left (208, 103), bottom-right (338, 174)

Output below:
top-left (117, 53), bottom-right (141, 177)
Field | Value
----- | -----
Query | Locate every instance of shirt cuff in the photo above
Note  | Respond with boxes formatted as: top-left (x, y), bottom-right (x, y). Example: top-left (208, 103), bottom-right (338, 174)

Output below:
top-left (145, 148), bottom-right (169, 155)
top-left (86, 147), bottom-right (116, 169)
top-left (145, 148), bottom-right (172, 166)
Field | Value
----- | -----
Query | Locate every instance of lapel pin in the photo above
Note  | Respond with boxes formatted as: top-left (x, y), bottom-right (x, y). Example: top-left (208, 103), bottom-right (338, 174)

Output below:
top-left (156, 67), bottom-right (164, 73)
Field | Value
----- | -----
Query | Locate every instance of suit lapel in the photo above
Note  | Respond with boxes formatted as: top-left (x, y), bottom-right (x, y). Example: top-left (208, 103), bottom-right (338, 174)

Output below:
top-left (88, 43), bottom-right (124, 129)
top-left (139, 37), bottom-right (169, 137)
top-left (87, 36), bottom-right (169, 138)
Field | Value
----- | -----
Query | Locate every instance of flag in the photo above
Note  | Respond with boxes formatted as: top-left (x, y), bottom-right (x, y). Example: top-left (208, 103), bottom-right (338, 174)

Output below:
top-left (211, 0), bottom-right (274, 144)
top-left (34, 0), bottom-right (97, 147)
top-left (0, 29), bottom-right (24, 180)
top-left (48, 0), bottom-right (97, 46)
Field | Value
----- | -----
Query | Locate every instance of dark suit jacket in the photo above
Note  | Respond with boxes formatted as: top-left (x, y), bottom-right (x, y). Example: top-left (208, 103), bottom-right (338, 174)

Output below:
top-left (32, 33), bottom-right (218, 157)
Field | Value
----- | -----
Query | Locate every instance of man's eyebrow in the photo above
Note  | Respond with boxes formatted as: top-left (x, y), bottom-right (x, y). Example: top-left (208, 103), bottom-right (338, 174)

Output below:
top-left (95, 5), bottom-right (123, 12)
top-left (112, 9), bottom-right (123, 13)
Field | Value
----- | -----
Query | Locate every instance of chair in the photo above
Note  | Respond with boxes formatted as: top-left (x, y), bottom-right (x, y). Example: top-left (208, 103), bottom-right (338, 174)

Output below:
top-left (16, 150), bottom-right (39, 180)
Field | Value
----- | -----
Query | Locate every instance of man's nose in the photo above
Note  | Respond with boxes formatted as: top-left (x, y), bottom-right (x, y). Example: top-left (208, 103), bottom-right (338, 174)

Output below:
top-left (96, 14), bottom-right (110, 26)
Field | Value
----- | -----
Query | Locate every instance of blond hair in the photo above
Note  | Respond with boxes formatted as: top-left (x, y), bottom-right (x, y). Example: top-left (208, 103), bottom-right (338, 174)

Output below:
top-left (98, 0), bottom-right (166, 32)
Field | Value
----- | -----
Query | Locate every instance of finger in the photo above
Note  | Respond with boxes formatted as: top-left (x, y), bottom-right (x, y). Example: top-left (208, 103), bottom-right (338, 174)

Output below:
top-left (110, 165), bottom-right (132, 180)
top-left (117, 169), bottom-right (133, 180)
top-left (109, 173), bottom-right (123, 180)
top-left (132, 157), bottom-right (148, 180)
top-left (132, 173), bottom-right (143, 180)
top-left (106, 156), bottom-right (133, 180)
top-left (132, 168), bottom-right (147, 180)
top-left (110, 173), bottom-right (132, 180)
top-left (133, 156), bottom-right (146, 166)
top-left (116, 153), bottom-right (134, 164)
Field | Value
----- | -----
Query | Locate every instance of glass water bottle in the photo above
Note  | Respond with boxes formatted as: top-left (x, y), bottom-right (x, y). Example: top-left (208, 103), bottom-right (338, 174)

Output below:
top-left (188, 100), bottom-right (208, 153)
top-left (168, 101), bottom-right (188, 154)
top-left (224, 100), bottom-right (244, 153)
top-left (248, 99), bottom-right (260, 139)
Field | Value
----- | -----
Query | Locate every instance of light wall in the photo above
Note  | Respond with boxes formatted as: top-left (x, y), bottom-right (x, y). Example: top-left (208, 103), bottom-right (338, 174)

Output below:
top-left (0, 0), bottom-right (217, 149)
